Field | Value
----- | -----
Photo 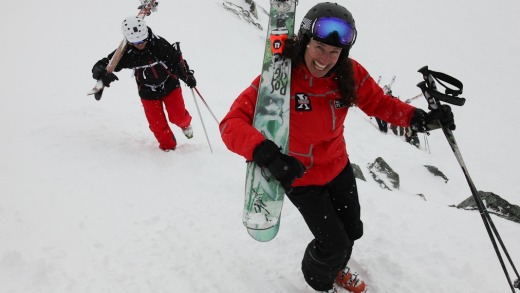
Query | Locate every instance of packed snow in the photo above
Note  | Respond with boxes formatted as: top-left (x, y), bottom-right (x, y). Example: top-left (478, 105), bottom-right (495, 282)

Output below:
top-left (1, 0), bottom-right (520, 292)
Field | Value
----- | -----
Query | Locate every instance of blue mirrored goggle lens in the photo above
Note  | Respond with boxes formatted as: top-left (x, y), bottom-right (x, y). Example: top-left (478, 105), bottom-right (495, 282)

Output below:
top-left (132, 40), bottom-right (146, 45)
top-left (312, 17), bottom-right (355, 46)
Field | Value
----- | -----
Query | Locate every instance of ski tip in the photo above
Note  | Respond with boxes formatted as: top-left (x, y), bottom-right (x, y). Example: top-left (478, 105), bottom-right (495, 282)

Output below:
top-left (87, 80), bottom-right (105, 100)
top-left (94, 89), bottom-right (104, 101)
top-left (86, 88), bottom-right (103, 100)
top-left (247, 224), bottom-right (280, 242)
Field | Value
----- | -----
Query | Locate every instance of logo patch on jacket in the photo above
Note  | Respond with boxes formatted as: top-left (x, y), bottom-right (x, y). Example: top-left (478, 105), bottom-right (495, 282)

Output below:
top-left (334, 99), bottom-right (348, 109)
top-left (295, 93), bottom-right (312, 111)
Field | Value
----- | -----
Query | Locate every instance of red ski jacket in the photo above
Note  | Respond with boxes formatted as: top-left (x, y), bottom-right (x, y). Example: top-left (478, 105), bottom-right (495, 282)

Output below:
top-left (220, 59), bottom-right (416, 187)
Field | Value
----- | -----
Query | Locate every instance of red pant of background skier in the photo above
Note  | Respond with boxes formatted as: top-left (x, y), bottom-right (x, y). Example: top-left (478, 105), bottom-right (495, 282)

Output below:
top-left (141, 87), bottom-right (192, 150)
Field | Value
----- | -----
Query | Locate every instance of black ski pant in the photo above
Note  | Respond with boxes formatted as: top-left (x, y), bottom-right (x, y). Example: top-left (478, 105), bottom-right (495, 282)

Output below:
top-left (286, 162), bottom-right (363, 291)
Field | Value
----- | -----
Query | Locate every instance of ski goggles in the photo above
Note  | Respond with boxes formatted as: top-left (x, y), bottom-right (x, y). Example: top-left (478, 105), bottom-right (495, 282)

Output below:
top-left (312, 17), bottom-right (356, 47)
top-left (132, 40), bottom-right (146, 45)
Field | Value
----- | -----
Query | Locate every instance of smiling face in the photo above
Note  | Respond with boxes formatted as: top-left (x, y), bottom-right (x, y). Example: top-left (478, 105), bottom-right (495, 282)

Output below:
top-left (304, 38), bottom-right (343, 78)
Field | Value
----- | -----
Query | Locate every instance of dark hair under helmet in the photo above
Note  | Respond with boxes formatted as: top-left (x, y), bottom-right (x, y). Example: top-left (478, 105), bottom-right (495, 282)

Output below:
top-left (298, 2), bottom-right (357, 49)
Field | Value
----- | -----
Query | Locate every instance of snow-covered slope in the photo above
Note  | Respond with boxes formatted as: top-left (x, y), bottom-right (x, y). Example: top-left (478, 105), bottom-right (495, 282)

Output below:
top-left (1, 0), bottom-right (520, 292)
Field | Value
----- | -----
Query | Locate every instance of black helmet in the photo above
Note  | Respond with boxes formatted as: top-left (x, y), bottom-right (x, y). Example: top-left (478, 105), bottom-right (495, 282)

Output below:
top-left (298, 2), bottom-right (357, 49)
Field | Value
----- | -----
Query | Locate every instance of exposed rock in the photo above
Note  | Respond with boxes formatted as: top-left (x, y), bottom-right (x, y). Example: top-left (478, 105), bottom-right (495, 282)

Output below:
top-left (222, 1), bottom-right (263, 30)
top-left (424, 165), bottom-right (449, 183)
top-left (456, 191), bottom-right (520, 224)
top-left (244, 0), bottom-right (258, 19)
top-left (416, 193), bottom-right (427, 201)
top-left (351, 163), bottom-right (366, 181)
top-left (368, 157), bottom-right (399, 190)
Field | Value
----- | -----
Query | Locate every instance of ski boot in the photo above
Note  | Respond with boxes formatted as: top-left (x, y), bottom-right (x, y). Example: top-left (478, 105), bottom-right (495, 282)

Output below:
top-left (335, 266), bottom-right (367, 293)
top-left (316, 287), bottom-right (338, 293)
top-left (182, 125), bottom-right (193, 139)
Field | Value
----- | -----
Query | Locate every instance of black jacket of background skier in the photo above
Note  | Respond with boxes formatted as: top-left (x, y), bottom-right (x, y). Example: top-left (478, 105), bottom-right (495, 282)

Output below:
top-left (92, 28), bottom-right (193, 100)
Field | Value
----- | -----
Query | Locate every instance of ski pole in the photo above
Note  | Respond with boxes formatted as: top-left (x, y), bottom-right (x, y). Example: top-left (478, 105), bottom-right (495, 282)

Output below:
top-left (417, 66), bottom-right (520, 292)
top-left (423, 133), bottom-right (431, 154)
top-left (405, 92), bottom-right (423, 104)
top-left (175, 43), bottom-right (220, 126)
top-left (193, 87), bottom-right (220, 125)
top-left (382, 75), bottom-right (396, 95)
top-left (439, 124), bottom-right (519, 292)
top-left (190, 88), bottom-right (213, 154)
top-left (174, 42), bottom-right (215, 153)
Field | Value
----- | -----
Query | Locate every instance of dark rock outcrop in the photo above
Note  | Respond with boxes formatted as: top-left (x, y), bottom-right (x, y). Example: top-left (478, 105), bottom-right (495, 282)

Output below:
top-left (455, 191), bottom-right (520, 224)
top-left (368, 157), bottom-right (399, 191)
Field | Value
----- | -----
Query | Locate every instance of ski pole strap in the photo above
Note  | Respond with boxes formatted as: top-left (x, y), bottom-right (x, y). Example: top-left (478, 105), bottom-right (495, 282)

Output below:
top-left (417, 66), bottom-right (466, 109)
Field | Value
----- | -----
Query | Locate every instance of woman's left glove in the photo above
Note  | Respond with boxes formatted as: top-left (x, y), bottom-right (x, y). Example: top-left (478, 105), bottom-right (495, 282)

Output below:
top-left (410, 105), bottom-right (455, 132)
top-left (253, 140), bottom-right (306, 193)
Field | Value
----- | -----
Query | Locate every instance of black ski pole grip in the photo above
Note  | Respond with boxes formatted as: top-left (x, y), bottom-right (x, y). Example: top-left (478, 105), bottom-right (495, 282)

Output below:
top-left (418, 66), bottom-right (436, 89)
top-left (417, 66), bottom-right (466, 107)
top-left (417, 81), bottom-right (439, 110)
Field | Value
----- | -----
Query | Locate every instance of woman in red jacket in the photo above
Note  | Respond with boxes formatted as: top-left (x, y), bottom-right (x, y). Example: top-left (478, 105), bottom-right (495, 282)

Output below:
top-left (220, 3), bottom-right (454, 293)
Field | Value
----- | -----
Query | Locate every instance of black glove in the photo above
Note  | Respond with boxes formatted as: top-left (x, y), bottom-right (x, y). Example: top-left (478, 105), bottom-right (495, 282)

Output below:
top-left (410, 105), bottom-right (455, 132)
top-left (92, 64), bottom-right (118, 87)
top-left (253, 140), bottom-right (306, 193)
top-left (185, 70), bottom-right (197, 88)
top-left (100, 71), bottom-right (118, 87)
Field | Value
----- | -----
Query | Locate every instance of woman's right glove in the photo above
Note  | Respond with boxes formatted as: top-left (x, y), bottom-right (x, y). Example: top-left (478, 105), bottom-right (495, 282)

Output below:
top-left (253, 139), bottom-right (306, 193)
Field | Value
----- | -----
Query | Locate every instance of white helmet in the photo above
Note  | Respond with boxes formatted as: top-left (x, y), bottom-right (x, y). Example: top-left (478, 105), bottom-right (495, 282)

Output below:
top-left (121, 16), bottom-right (148, 43)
